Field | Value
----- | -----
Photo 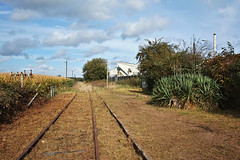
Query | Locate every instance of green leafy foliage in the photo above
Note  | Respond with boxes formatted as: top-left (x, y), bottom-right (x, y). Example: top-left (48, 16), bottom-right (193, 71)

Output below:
top-left (152, 74), bottom-right (223, 110)
top-left (136, 39), bottom-right (176, 91)
top-left (202, 54), bottom-right (240, 110)
top-left (116, 77), bottom-right (141, 88)
top-left (136, 38), bottom-right (206, 92)
top-left (83, 58), bottom-right (107, 81)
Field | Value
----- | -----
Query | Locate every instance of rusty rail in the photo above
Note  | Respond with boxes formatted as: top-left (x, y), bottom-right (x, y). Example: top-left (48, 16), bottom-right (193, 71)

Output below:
top-left (16, 94), bottom-right (77, 160)
top-left (89, 91), bottom-right (100, 160)
top-left (96, 92), bottom-right (152, 160)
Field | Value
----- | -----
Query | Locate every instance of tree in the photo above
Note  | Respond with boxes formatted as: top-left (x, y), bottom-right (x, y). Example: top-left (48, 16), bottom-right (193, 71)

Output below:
top-left (176, 36), bottom-right (207, 74)
top-left (220, 41), bottom-right (235, 56)
top-left (83, 58), bottom-right (107, 81)
top-left (136, 39), bottom-right (176, 91)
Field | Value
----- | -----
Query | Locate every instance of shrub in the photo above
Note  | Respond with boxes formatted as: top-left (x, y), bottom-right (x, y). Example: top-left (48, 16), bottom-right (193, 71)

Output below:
top-left (202, 54), bottom-right (240, 110)
top-left (116, 77), bottom-right (141, 88)
top-left (152, 74), bottom-right (223, 110)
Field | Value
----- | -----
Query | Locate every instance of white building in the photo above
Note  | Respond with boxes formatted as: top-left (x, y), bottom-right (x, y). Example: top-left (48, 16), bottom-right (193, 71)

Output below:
top-left (109, 62), bottom-right (139, 81)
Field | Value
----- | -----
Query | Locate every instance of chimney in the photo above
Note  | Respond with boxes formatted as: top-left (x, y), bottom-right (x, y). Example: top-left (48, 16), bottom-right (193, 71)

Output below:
top-left (213, 33), bottom-right (216, 57)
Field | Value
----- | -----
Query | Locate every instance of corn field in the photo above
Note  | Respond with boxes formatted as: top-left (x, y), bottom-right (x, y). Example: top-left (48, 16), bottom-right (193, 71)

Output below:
top-left (0, 73), bottom-right (73, 123)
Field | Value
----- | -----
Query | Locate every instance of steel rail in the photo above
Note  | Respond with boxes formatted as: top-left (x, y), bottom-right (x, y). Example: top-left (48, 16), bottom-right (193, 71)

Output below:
top-left (96, 92), bottom-right (152, 160)
top-left (89, 91), bottom-right (100, 160)
top-left (16, 93), bottom-right (77, 160)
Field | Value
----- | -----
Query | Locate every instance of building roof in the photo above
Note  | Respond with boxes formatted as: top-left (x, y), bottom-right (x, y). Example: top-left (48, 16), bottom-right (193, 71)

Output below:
top-left (109, 62), bottom-right (139, 77)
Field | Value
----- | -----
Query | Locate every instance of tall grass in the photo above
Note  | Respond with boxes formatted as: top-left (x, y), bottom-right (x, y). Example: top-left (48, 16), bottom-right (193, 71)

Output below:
top-left (152, 74), bottom-right (223, 110)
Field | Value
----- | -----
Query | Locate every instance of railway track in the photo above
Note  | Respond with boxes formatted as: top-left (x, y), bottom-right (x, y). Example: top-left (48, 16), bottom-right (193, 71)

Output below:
top-left (16, 94), bottom-right (77, 160)
top-left (15, 91), bottom-right (150, 160)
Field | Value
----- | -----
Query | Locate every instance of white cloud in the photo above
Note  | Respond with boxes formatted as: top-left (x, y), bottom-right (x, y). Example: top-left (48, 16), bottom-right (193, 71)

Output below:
top-left (218, 6), bottom-right (237, 17)
top-left (204, 0), bottom-right (213, 4)
top-left (36, 56), bottom-right (45, 64)
top-left (37, 64), bottom-right (54, 71)
top-left (121, 16), bottom-right (170, 39)
top-left (0, 0), bottom-right (119, 21)
top-left (85, 46), bottom-right (109, 57)
top-left (0, 0), bottom-right (160, 21)
top-left (10, 9), bottom-right (39, 21)
top-left (0, 37), bottom-right (40, 58)
top-left (216, 0), bottom-right (240, 32)
top-left (43, 30), bottom-right (111, 47)
top-left (0, 10), bottom-right (11, 15)
top-left (50, 48), bottom-right (67, 59)
top-left (125, 0), bottom-right (146, 10)
top-left (0, 56), bottom-right (11, 63)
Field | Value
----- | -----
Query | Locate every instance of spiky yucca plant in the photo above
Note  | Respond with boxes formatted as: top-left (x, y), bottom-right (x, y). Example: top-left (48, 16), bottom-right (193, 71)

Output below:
top-left (152, 74), bottom-right (223, 110)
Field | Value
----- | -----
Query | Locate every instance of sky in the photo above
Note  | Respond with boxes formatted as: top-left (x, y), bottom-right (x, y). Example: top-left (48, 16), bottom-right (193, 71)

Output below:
top-left (0, 0), bottom-right (239, 77)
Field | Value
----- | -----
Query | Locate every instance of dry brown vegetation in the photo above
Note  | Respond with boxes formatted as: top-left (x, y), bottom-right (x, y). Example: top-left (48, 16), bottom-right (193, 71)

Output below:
top-left (91, 92), bottom-right (140, 159)
top-left (98, 87), bottom-right (240, 160)
top-left (0, 93), bottom-right (75, 160)
top-left (26, 93), bottom-right (95, 160)
top-left (1, 82), bottom-right (239, 159)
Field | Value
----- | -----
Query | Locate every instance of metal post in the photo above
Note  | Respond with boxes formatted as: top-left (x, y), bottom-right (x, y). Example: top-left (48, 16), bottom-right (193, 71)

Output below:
top-left (106, 69), bottom-right (108, 88)
top-left (21, 72), bottom-right (24, 88)
top-left (106, 61), bottom-right (108, 88)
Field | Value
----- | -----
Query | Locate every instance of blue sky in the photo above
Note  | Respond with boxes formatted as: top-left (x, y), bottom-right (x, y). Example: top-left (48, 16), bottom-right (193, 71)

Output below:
top-left (0, 0), bottom-right (239, 77)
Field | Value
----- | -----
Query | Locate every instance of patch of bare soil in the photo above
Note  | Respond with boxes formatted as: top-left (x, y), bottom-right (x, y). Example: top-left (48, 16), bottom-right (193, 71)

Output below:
top-left (98, 88), bottom-right (240, 160)
top-left (91, 92), bottom-right (141, 160)
top-left (26, 93), bottom-right (94, 160)
top-left (0, 93), bottom-right (75, 160)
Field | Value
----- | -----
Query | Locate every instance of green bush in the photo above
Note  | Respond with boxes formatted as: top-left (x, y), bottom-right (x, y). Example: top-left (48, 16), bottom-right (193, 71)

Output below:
top-left (152, 74), bottom-right (223, 110)
top-left (202, 54), bottom-right (240, 110)
top-left (116, 77), bottom-right (141, 87)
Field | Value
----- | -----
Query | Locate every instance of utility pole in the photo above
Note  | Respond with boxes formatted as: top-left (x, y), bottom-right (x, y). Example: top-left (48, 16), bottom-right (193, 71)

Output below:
top-left (213, 33), bottom-right (216, 57)
top-left (72, 70), bottom-right (73, 78)
top-left (65, 60), bottom-right (67, 79)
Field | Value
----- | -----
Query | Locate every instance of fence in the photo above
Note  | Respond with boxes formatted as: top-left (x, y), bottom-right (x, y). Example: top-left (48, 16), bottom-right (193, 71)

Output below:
top-left (11, 70), bottom-right (33, 87)
top-left (108, 75), bottom-right (138, 82)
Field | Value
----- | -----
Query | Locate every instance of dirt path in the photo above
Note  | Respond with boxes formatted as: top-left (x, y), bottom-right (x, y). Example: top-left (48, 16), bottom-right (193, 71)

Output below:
top-left (98, 88), bottom-right (240, 160)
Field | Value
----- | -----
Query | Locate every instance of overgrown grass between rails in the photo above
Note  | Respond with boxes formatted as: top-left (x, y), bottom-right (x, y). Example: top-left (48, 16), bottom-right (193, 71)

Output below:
top-left (152, 74), bottom-right (223, 110)
top-left (0, 73), bottom-right (74, 124)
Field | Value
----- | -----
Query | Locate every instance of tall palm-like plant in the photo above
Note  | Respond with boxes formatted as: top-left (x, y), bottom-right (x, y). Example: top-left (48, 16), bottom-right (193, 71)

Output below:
top-left (152, 74), bottom-right (223, 110)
